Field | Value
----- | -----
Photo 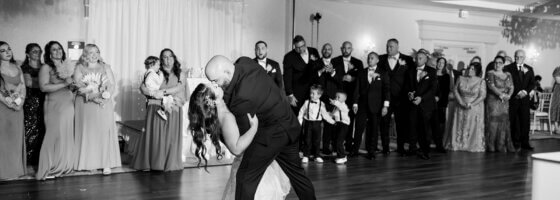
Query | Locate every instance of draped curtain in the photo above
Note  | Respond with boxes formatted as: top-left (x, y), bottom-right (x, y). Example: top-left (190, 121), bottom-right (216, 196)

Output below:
top-left (87, 0), bottom-right (244, 121)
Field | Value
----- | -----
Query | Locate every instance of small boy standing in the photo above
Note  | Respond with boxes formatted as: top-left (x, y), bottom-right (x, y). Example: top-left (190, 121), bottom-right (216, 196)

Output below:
top-left (330, 92), bottom-right (351, 164)
top-left (298, 84), bottom-right (335, 163)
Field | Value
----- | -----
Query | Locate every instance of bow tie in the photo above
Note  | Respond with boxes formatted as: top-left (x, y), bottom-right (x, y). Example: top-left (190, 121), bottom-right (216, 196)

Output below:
top-left (368, 67), bottom-right (376, 71)
top-left (417, 68), bottom-right (424, 71)
top-left (389, 56), bottom-right (398, 60)
top-left (310, 101), bottom-right (318, 104)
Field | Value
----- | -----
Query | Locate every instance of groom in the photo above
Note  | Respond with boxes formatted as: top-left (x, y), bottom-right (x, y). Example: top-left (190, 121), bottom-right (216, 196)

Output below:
top-left (205, 55), bottom-right (316, 200)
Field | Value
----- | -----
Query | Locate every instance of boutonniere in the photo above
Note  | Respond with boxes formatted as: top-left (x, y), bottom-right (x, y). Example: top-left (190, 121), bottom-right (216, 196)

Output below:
top-left (310, 54), bottom-right (317, 61)
top-left (375, 76), bottom-right (381, 80)
top-left (265, 64), bottom-right (273, 73)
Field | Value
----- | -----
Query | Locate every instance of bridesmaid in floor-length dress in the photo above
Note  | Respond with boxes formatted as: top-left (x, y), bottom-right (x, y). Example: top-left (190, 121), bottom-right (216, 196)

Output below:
top-left (35, 41), bottom-right (75, 180)
top-left (21, 43), bottom-right (46, 166)
top-left (73, 44), bottom-right (121, 174)
top-left (132, 49), bottom-right (186, 171)
top-left (0, 41), bottom-right (27, 180)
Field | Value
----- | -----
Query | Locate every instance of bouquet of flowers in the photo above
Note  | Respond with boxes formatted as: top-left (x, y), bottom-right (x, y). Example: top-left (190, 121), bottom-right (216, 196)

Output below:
top-left (56, 60), bottom-right (76, 80)
top-left (1, 89), bottom-right (24, 109)
top-left (80, 72), bottom-right (111, 106)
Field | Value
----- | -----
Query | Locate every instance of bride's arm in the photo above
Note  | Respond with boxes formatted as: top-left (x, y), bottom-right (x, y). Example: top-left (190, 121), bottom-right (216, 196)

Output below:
top-left (217, 99), bottom-right (259, 156)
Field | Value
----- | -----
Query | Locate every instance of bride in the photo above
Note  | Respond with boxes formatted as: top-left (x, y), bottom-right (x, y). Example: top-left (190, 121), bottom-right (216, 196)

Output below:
top-left (187, 83), bottom-right (291, 200)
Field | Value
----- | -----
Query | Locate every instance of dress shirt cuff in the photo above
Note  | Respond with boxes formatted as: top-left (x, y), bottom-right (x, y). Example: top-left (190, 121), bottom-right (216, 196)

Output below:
top-left (383, 101), bottom-right (390, 107)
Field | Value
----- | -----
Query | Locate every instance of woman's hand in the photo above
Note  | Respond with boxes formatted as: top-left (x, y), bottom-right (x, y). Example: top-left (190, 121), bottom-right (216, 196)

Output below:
top-left (247, 113), bottom-right (258, 128)
top-left (78, 87), bottom-right (90, 94)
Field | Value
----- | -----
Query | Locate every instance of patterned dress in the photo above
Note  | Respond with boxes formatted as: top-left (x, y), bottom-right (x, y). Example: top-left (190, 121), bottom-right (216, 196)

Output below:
top-left (446, 76), bottom-right (487, 152)
top-left (485, 71), bottom-right (515, 152)
top-left (21, 64), bottom-right (45, 165)
top-left (550, 67), bottom-right (560, 122)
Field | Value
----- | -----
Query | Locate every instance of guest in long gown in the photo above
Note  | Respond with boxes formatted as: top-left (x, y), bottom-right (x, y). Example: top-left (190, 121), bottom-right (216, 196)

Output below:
top-left (133, 48), bottom-right (187, 171)
top-left (73, 44), bottom-right (121, 175)
top-left (36, 41), bottom-right (75, 180)
top-left (21, 43), bottom-right (46, 166)
top-left (432, 57), bottom-right (450, 153)
top-left (550, 66), bottom-right (560, 134)
top-left (485, 56), bottom-right (515, 152)
top-left (446, 62), bottom-right (486, 152)
top-left (0, 41), bottom-right (27, 180)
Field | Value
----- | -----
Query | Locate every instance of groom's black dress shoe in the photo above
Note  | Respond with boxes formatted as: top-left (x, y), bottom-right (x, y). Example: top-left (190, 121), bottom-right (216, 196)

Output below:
top-left (418, 153), bottom-right (430, 160)
top-left (366, 153), bottom-right (376, 160)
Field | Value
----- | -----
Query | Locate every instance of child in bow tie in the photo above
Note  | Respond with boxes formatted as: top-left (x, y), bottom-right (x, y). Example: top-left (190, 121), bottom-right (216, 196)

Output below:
top-left (298, 84), bottom-right (335, 163)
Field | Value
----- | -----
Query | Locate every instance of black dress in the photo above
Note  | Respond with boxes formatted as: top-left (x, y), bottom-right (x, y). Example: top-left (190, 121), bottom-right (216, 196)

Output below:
top-left (21, 64), bottom-right (46, 165)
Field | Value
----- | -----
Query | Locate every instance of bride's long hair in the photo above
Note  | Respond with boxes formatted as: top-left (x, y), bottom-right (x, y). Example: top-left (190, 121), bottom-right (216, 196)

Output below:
top-left (188, 83), bottom-right (223, 170)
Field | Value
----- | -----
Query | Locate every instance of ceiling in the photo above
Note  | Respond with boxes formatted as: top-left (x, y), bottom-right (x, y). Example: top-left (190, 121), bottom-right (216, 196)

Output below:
top-left (324, 0), bottom-right (552, 16)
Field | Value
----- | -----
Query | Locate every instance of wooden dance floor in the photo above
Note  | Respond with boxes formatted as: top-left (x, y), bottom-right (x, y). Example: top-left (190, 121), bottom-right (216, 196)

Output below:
top-left (1, 139), bottom-right (559, 200)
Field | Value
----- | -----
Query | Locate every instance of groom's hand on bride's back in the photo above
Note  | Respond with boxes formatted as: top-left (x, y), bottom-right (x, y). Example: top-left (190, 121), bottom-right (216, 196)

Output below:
top-left (247, 113), bottom-right (258, 128)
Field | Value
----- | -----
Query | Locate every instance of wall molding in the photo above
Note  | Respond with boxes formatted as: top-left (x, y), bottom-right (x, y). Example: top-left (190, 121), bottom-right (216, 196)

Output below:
top-left (417, 20), bottom-right (502, 44)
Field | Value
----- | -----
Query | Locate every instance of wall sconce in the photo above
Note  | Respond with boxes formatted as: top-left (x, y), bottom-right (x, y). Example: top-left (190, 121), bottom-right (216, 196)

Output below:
top-left (309, 12), bottom-right (322, 47)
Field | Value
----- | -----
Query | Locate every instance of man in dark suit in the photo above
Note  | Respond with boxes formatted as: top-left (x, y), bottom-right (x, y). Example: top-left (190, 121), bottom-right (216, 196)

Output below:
top-left (404, 51), bottom-right (438, 160)
top-left (314, 43), bottom-right (342, 155)
top-left (504, 49), bottom-right (536, 150)
top-left (283, 35), bottom-right (320, 114)
top-left (351, 52), bottom-right (390, 160)
top-left (253, 40), bottom-right (283, 90)
top-left (378, 38), bottom-right (414, 156)
top-left (332, 41), bottom-right (364, 155)
top-left (205, 56), bottom-right (316, 200)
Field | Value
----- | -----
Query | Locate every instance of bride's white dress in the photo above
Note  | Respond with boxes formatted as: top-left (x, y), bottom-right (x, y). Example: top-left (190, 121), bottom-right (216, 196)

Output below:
top-left (222, 155), bottom-right (291, 200)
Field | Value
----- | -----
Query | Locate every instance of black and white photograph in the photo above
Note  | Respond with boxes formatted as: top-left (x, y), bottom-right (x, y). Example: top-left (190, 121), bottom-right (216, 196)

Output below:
top-left (2, 0), bottom-right (560, 199)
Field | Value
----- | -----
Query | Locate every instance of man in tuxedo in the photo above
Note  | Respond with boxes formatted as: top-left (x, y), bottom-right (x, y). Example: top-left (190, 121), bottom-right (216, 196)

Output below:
top-left (378, 38), bottom-right (414, 156)
top-left (314, 43), bottom-right (342, 155)
top-left (283, 35), bottom-right (320, 114)
top-left (332, 41), bottom-right (363, 155)
top-left (404, 51), bottom-right (438, 160)
top-left (351, 52), bottom-right (390, 160)
top-left (253, 40), bottom-right (283, 90)
top-left (205, 56), bottom-right (316, 200)
top-left (504, 50), bottom-right (536, 150)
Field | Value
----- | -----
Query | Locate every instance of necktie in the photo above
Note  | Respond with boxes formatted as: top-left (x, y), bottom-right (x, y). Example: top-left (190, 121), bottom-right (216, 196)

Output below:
top-left (518, 65), bottom-right (524, 80)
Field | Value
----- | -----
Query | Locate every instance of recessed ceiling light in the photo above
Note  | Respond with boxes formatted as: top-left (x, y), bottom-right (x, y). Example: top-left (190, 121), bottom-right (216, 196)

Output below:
top-left (433, 0), bottom-right (523, 11)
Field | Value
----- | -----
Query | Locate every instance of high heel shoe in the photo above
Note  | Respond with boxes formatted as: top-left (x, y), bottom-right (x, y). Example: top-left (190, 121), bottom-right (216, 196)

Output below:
top-left (102, 168), bottom-right (112, 175)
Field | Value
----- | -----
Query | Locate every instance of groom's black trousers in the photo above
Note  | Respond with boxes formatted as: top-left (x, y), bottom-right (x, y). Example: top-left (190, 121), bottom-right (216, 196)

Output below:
top-left (235, 125), bottom-right (316, 200)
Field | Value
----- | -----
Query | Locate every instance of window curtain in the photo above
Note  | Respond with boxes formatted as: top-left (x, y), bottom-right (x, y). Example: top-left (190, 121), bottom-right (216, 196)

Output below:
top-left (87, 0), bottom-right (244, 121)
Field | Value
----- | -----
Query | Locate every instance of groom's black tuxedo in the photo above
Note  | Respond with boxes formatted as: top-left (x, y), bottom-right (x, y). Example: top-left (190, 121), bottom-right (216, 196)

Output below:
top-left (224, 57), bottom-right (316, 200)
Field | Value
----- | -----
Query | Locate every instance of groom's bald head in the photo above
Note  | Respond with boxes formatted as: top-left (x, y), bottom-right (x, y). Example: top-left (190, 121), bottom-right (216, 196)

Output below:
top-left (205, 55), bottom-right (235, 88)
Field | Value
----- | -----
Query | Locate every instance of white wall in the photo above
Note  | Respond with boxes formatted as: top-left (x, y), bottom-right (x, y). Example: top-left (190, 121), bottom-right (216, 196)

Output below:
top-left (241, 0), bottom-right (289, 63)
top-left (0, 0), bottom-right (85, 60)
top-left (293, 0), bottom-right (560, 87)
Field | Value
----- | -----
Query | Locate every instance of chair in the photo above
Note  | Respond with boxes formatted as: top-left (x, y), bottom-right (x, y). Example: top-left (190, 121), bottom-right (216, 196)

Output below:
top-left (531, 92), bottom-right (553, 135)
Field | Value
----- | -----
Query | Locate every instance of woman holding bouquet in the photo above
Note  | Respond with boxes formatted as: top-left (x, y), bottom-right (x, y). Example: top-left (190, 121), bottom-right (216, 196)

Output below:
top-left (21, 43), bottom-right (46, 167)
top-left (0, 41), bottom-right (27, 180)
top-left (73, 44), bottom-right (121, 175)
top-left (36, 41), bottom-right (75, 180)
top-left (132, 48), bottom-right (187, 171)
